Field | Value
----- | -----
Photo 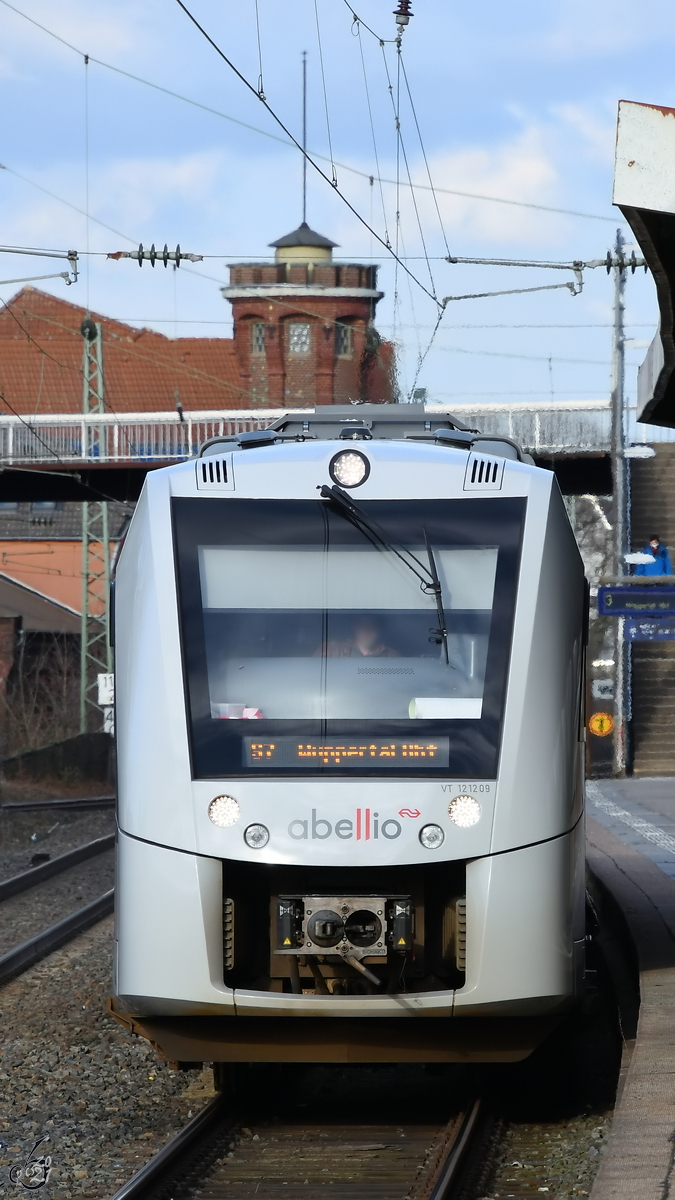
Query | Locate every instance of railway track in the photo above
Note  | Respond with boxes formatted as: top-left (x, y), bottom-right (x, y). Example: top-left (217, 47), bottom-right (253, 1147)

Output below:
top-left (0, 833), bottom-right (115, 985)
top-left (0, 794), bottom-right (115, 812)
top-left (0, 833), bottom-right (114, 901)
top-left (111, 1085), bottom-right (484, 1200)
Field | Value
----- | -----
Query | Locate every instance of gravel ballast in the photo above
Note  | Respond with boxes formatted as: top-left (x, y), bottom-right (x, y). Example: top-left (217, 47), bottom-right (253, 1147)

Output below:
top-left (483, 1115), bottom-right (612, 1198)
top-left (0, 917), bottom-right (212, 1199)
top-left (0, 852), bottom-right (115, 955)
top-left (0, 808), bottom-right (116, 884)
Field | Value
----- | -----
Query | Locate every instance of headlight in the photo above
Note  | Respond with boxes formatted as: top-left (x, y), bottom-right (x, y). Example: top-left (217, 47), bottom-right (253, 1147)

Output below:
top-left (244, 823), bottom-right (270, 849)
top-left (448, 795), bottom-right (481, 828)
top-left (208, 795), bottom-right (240, 828)
top-left (329, 450), bottom-right (370, 488)
top-left (419, 823), bottom-right (445, 849)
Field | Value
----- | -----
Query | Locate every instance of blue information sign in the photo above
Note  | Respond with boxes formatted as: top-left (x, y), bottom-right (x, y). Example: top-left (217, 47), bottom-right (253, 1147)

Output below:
top-left (598, 586), bottom-right (675, 617)
top-left (625, 619), bottom-right (675, 641)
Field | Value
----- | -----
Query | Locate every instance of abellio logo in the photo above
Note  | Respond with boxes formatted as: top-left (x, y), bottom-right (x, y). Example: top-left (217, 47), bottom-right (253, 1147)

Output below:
top-left (288, 808), bottom-right (402, 841)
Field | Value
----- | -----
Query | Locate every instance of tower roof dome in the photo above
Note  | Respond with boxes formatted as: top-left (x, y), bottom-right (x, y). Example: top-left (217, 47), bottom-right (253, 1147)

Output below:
top-left (269, 221), bottom-right (337, 264)
top-left (269, 221), bottom-right (338, 250)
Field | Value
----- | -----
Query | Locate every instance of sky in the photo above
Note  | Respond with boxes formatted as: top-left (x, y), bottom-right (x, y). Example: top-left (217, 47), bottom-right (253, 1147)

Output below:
top-left (1, 0), bottom-right (675, 413)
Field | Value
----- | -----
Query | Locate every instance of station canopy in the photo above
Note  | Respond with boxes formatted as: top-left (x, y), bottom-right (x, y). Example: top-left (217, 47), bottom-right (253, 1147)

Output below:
top-left (614, 100), bottom-right (675, 428)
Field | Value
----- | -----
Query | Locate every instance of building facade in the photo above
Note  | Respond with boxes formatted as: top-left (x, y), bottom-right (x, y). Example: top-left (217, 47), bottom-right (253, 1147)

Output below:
top-left (223, 222), bottom-right (394, 406)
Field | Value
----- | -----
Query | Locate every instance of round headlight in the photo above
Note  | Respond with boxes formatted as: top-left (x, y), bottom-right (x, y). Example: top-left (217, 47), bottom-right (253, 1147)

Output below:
top-left (244, 823), bottom-right (270, 849)
top-left (448, 795), bottom-right (481, 828)
top-left (419, 823), bottom-right (445, 850)
top-left (329, 450), bottom-right (370, 488)
top-left (208, 795), bottom-right (240, 828)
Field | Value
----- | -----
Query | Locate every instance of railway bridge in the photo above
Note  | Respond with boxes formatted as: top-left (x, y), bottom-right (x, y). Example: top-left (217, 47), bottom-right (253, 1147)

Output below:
top-left (0, 396), bottom-right (654, 498)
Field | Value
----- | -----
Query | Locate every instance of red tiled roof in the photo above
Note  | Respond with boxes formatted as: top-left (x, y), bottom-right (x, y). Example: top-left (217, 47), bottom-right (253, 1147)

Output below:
top-left (0, 287), bottom-right (244, 414)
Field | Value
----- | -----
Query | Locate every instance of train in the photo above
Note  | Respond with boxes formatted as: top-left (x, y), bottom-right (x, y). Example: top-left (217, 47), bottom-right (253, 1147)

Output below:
top-left (109, 404), bottom-right (587, 1066)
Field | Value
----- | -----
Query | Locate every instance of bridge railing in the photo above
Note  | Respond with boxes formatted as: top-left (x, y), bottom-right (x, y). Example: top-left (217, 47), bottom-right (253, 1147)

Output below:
top-left (0, 411), bottom-right (294, 466)
top-left (0, 401), bottom-right (671, 465)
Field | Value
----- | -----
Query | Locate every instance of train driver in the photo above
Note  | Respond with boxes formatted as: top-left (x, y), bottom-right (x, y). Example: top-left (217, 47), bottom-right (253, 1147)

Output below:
top-left (313, 616), bottom-right (400, 659)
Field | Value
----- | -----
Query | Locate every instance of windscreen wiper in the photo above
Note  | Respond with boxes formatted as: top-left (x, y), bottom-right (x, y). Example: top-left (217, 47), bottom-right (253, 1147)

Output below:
top-left (422, 525), bottom-right (449, 665)
top-left (319, 484), bottom-right (449, 664)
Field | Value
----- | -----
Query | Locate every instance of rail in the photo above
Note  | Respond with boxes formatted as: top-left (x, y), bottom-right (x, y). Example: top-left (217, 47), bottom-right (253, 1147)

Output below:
top-left (0, 834), bottom-right (115, 902)
top-left (0, 794), bottom-right (115, 812)
top-left (0, 889), bottom-right (114, 986)
top-left (0, 401), bottom-right (670, 466)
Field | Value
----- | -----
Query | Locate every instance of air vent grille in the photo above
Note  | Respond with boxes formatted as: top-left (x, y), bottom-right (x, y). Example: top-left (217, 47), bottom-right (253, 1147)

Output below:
top-left (196, 454), bottom-right (234, 491)
top-left (223, 897), bottom-right (235, 971)
top-left (463, 453), bottom-right (504, 491)
top-left (455, 898), bottom-right (467, 972)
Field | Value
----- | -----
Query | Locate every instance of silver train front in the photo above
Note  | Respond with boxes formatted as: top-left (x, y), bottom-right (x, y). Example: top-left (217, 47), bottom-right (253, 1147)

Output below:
top-left (111, 434), bottom-right (586, 1063)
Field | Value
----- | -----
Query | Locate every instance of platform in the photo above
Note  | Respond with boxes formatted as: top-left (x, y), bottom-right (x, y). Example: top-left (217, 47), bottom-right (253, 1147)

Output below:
top-left (587, 777), bottom-right (675, 1200)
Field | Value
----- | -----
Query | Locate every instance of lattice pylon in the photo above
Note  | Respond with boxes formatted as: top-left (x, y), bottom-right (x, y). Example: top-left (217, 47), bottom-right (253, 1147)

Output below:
top-left (80, 501), bottom-right (112, 731)
top-left (80, 320), bottom-right (112, 732)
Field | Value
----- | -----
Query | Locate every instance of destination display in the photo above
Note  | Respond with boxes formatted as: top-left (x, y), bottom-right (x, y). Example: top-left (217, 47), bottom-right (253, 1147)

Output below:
top-left (597, 586), bottom-right (675, 617)
top-left (244, 738), bottom-right (450, 769)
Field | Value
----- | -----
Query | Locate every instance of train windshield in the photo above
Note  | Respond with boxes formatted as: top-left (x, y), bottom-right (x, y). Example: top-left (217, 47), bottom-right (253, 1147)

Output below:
top-left (173, 497), bottom-right (525, 778)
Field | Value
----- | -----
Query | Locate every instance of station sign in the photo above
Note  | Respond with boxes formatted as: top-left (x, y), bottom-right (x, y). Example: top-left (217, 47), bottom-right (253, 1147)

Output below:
top-left (625, 618), bottom-right (675, 641)
top-left (597, 586), bottom-right (675, 617)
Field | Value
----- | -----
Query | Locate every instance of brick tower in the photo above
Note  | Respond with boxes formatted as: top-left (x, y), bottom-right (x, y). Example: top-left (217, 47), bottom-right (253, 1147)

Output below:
top-left (222, 222), bottom-right (394, 406)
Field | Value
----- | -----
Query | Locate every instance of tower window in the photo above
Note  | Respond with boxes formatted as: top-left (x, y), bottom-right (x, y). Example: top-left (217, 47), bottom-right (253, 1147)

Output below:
top-left (288, 323), bottom-right (311, 354)
top-left (335, 324), bottom-right (352, 358)
top-left (251, 323), bottom-right (266, 354)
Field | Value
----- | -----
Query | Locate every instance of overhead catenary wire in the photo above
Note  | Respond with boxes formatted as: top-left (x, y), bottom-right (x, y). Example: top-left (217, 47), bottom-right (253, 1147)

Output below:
top-left (355, 21), bottom-right (390, 247)
top-left (380, 39), bottom-right (437, 299)
top-left (408, 304), bottom-right (446, 400)
top-left (0, 164), bottom-right (136, 246)
top-left (9, 302), bottom-right (289, 408)
top-left (437, 343), bottom-right (610, 366)
top-left (342, 0), bottom-right (394, 45)
top-left (0, 1), bottom-right (620, 225)
top-left (313, 0), bottom-right (337, 187)
top-left (0, 0), bottom-right (645, 409)
top-left (399, 52), bottom-right (450, 257)
top-left (84, 53), bottom-right (90, 308)
top-left (254, 0), bottom-right (265, 99)
top-left (172, 0), bottom-right (439, 308)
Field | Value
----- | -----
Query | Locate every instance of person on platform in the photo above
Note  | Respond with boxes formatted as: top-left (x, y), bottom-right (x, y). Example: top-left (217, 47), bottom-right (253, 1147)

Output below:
top-left (634, 534), bottom-right (673, 576)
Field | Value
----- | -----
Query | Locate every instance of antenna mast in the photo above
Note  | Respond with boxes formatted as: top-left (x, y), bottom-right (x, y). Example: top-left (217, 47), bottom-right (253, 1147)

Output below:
top-left (302, 50), bottom-right (307, 224)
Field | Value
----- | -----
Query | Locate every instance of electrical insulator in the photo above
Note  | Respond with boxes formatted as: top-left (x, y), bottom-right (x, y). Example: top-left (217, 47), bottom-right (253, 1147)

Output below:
top-left (107, 244), bottom-right (203, 266)
top-left (393, 0), bottom-right (414, 30)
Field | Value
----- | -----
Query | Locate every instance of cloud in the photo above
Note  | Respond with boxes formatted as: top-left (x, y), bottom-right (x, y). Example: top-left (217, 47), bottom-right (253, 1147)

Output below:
top-left (348, 123), bottom-right (564, 251)
top-left (0, 0), bottom-right (143, 63)
top-left (552, 104), bottom-right (616, 165)
top-left (502, 0), bottom-right (675, 62)
top-left (93, 151), bottom-right (224, 233)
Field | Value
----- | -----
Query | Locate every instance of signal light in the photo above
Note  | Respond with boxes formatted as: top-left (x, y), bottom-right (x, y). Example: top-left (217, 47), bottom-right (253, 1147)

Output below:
top-left (208, 795), bottom-right (240, 828)
top-left (329, 450), bottom-right (370, 488)
top-left (448, 795), bottom-right (481, 828)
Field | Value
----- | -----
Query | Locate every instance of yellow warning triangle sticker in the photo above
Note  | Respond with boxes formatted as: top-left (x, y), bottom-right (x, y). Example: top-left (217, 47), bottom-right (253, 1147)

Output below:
top-left (397, 937), bottom-right (407, 945)
top-left (283, 938), bottom-right (291, 945)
